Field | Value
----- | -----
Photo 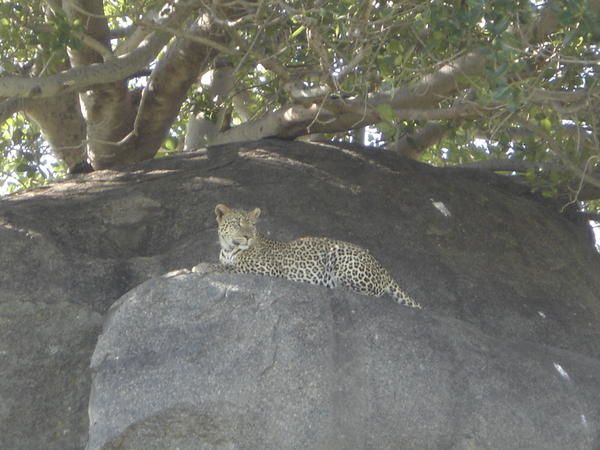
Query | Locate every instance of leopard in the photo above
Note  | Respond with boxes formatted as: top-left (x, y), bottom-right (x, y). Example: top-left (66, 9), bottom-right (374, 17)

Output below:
top-left (204, 204), bottom-right (421, 309)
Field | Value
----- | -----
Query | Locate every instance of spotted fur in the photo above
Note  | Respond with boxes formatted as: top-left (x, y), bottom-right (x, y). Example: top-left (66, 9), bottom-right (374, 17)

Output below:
top-left (214, 204), bottom-right (421, 309)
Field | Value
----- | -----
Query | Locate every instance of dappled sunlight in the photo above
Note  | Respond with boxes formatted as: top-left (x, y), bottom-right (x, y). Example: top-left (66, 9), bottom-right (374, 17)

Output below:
top-left (184, 176), bottom-right (237, 189)
top-left (336, 147), bottom-right (403, 176)
top-left (0, 218), bottom-right (42, 239)
top-left (240, 147), bottom-right (360, 193)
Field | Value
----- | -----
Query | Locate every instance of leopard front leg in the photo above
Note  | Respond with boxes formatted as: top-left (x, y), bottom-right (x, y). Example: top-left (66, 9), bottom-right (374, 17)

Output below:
top-left (192, 262), bottom-right (238, 274)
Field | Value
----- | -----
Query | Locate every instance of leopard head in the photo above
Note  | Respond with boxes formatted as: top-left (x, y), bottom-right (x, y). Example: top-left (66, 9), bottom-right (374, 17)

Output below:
top-left (215, 204), bottom-right (261, 253)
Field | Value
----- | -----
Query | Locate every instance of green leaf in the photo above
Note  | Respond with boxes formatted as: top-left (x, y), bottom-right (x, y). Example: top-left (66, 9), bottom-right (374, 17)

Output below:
top-left (15, 161), bottom-right (30, 173)
top-left (163, 135), bottom-right (178, 151)
top-left (290, 25), bottom-right (305, 39)
top-left (375, 104), bottom-right (396, 123)
top-left (540, 118), bottom-right (552, 132)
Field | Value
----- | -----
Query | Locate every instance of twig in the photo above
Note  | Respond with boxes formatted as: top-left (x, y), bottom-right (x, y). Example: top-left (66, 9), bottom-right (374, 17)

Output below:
top-left (562, 155), bottom-right (600, 211)
top-left (73, 31), bottom-right (113, 61)
top-left (139, 20), bottom-right (238, 55)
top-left (520, 118), bottom-right (600, 191)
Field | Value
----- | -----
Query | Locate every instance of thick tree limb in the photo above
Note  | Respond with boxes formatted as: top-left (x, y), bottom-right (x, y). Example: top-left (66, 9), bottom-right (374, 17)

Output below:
top-left (0, 0), bottom-right (203, 99)
top-left (129, 15), bottom-right (223, 164)
top-left (24, 93), bottom-right (87, 169)
top-left (190, 63), bottom-right (253, 145)
top-left (88, 14), bottom-right (224, 167)
top-left (212, 51), bottom-right (486, 144)
top-left (279, 2), bottom-right (592, 134)
top-left (61, 0), bottom-right (112, 65)
top-left (213, 99), bottom-right (481, 145)
top-left (370, 50), bottom-right (487, 109)
top-left (1, 51), bottom-right (87, 169)
top-left (211, 32), bottom-right (590, 147)
top-left (286, 51), bottom-right (487, 112)
top-left (81, 82), bottom-right (140, 168)
top-left (388, 122), bottom-right (448, 159)
top-left (184, 116), bottom-right (219, 151)
top-left (0, 36), bottom-right (163, 98)
top-left (57, 0), bottom-right (135, 170)
top-left (6, 0), bottom-right (597, 176)
top-left (114, 17), bottom-right (156, 57)
top-left (223, 0), bottom-right (585, 146)
top-left (211, 104), bottom-right (326, 145)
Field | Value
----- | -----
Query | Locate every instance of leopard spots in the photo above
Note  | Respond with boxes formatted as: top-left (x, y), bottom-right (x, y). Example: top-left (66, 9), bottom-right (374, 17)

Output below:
top-left (213, 204), bottom-right (421, 309)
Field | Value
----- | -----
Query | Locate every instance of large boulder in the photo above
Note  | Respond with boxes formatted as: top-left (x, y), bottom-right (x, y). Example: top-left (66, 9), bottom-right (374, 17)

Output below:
top-left (88, 271), bottom-right (600, 450)
top-left (0, 139), bottom-right (599, 449)
top-left (0, 300), bottom-right (101, 450)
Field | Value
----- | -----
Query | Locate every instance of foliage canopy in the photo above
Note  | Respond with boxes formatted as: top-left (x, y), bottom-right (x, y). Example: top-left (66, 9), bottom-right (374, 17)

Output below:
top-left (0, 0), bottom-right (599, 215)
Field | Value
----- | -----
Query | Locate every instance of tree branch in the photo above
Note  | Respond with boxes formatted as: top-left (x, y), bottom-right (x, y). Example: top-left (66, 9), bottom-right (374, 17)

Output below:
top-left (114, 13), bottom-right (157, 57)
top-left (211, 104), bottom-right (325, 145)
top-left (24, 94), bottom-right (87, 169)
top-left (369, 50), bottom-right (487, 109)
top-left (138, 19), bottom-right (237, 56)
top-left (519, 118), bottom-right (600, 192)
top-left (110, 25), bottom-right (136, 40)
top-left (388, 122), bottom-right (448, 159)
top-left (527, 0), bottom-right (600, 44)
top-left (89, 14), bottom-right (225, 167)
top-left (0, 37), bottom-right (159, 98)
top-left (455, 159), bottom-right (551, 172)
top-left (64, 0), bottom-right (113, 63)
top-left (214, 97), bottom-right (483, 145)
top-left (129, 14), bottom-right (222, 162)
top-left (529, 88), bottom-right (592, 106)
top-left (210, 50), bottom-right (488, 144)
top-left (0, 0), bottom-right (203, 99)
top-left (72, 30), bottom-right (114, 61)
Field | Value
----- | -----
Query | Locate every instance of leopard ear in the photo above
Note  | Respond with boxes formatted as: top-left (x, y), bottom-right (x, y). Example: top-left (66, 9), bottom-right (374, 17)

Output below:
top-left (215, 204), bottom-right (230, 223)
top-left (249, 207), bottom-right (261, 221)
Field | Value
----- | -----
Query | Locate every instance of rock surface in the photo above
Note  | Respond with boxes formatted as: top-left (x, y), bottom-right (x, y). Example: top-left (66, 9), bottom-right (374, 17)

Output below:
top-left (0, 139), bottom-right (599, 449)
top-left (88, 272), bottom-right (600, 450)
top-left (0, 300), bottom-right (102, 449)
